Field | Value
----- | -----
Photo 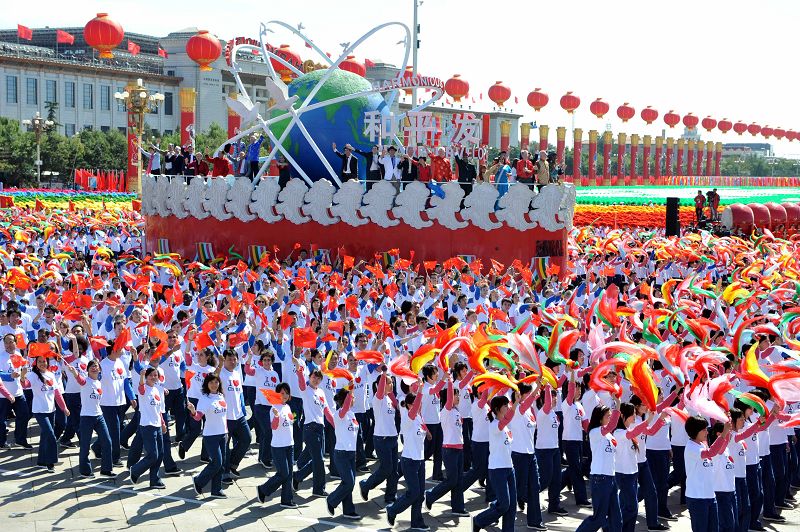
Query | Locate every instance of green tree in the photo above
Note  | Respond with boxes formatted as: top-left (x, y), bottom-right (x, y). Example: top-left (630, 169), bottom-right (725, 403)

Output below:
top-left (0, 118), bottom-right (36, 185)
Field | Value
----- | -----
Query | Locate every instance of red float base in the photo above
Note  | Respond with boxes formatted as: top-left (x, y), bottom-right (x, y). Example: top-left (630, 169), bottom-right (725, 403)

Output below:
top-left (145, 216), bottom-right (568, 270)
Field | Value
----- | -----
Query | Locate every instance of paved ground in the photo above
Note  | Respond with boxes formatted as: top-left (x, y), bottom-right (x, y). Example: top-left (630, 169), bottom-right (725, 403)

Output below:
top-left (1, 429), bottom-right (799, 532)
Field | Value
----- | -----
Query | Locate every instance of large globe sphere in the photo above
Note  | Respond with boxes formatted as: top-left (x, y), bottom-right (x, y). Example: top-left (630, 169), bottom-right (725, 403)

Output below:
top-left (269, 68), bottom-right (387, 182)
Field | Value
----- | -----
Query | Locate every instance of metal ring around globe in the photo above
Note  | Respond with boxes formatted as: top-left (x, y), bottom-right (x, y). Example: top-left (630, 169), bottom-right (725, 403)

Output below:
top-left (220, 19), bottom-right (442, 185)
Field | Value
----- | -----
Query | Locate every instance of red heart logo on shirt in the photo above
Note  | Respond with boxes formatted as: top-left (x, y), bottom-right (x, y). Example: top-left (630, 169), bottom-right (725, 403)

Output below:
top-left (46, 379), bottom-right (54, 386)
top-left (271, 376), bottom-right (277, 383)
top-left (97, 388), bottom-right (102, 395)
top-left (79, 363), bottom-right (87, 370)
top-left (153, 393), bottom-right (161, 401)
top-left (116, 368), bottom-right (123, 375)
top-left (159, 374), bottom-right (165, 382)
top-left (173, 355), bottom-right (181, 363)
top-left (49, 365), bottom-right (58, 372)
top-left (232, 380), bottom-right (240, 387)
top-left (218, 400), bottom-right (227, 408)
top-left (355, 377), bottom-right (362, 383)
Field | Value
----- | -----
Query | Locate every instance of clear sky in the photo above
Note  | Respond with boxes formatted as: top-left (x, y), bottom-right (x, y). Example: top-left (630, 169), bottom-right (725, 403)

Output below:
top-left (6, 0), bottom-right (799, 155)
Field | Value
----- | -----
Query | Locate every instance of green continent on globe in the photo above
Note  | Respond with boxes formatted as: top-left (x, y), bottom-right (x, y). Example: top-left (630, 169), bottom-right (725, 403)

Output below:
top-left (269, 68), bottom-right (386, 182)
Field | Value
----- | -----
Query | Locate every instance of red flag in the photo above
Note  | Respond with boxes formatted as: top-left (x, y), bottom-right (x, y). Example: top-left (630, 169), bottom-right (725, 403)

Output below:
top-left (17, 25), bottom-right (32, 41)
top-left (364, 58), bottom-right (375, 68)
top-left (34, 199), bottom-right (45, 211)
top-left (158, 47), bottom-right (168, 58)
top-left (113, 328), bottom-right (131, 352)
top-left (343, 255), bottom-right (354, 270)
top-left (293, 327), bottom-right (318, 348)
top-left (127, 40), bottom-right (140, 56)
top-left (56, 30), bottom-right (74, 45)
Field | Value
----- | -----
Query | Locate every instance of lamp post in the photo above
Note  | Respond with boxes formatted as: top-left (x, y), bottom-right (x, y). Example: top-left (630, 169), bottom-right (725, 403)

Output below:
top-left (21, 111), bottom-right (54, 186)
top-left (114, 78), bottom-right (164, 193)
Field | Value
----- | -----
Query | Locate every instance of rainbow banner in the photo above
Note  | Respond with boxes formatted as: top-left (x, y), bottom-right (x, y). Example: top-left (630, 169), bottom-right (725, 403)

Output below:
top-left (157, 239), bottom-right (170, 255)
top-left (249, 245), bottom-right (268, 266)
top-left (196, 242), bottom-right (215, 263)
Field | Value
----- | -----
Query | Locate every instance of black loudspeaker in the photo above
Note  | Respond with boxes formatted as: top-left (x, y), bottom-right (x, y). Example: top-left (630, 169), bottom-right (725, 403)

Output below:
top-left (665, 197), bottom-right (680, 236)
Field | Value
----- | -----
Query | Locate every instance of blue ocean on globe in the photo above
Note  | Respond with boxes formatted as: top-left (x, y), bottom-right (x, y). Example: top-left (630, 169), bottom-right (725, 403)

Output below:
top-left (269, 68), bottom-right (387, 183)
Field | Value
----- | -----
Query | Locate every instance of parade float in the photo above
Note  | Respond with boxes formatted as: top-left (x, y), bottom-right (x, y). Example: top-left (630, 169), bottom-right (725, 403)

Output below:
top-left (142, 20), bottom-right (576, 269)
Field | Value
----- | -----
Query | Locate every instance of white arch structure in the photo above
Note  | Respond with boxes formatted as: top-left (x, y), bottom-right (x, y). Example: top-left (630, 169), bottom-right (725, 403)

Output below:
top-left (216, 20), bottom-right (445, 186)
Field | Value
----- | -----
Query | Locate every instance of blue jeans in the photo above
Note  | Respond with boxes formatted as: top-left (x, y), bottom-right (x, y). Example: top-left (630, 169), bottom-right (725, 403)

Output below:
top-left (463, 441), bottom-right (493, 500)
top-left (687, 497), bottom-right (719, 532)
top-left (93, 404), bottom-right (122, 463)
top-left (647, 449), bottom-right (672, 517)
top-left (79, 415), bottom-right (112, 475)
top-left (164, 386), bottom-right (186, 441)
top-left (475, 468), bottom-right (516, 532)
top-left (60, 392), bottom-right (81, 442)
top-left (746, 463), bottom-right (762, 528)
top-left (128, 414), bottom-right (176, 471)
top-left (180, 397), bottom-right (208, 461)
top-left (637, 460), bottom-right (660, 528)
top-left (354, 412), bottom-right (370, 467)
top-left (564, 439), bottom-right (589, 504)
top-left (426, 447), bottom-right (465, 513)
top-left (512, 451), bottom-right (544, 527)
top-left (670, 444), bottom-right (686, 503)
top-left (34, 411), bottom-right (57, 466)
top-left (120, 405), bottom-right (139, 446)
top-left (0, 394), bottom-right (29, 446)
top-left (735, 476), bottom-right (749, 532)
top-left (616, 472), bottom-right (638, 532)
top-left (461, 417), bottom-right (473, 470)
top-left (535, 447), bottom-right (562, 511)
top-left (258, 445), bottom-right (294, 505)
top-left (575, 474), bottom-right (622, 532)
top-left (761, 455), bottom-right (778, 517)
top-left (716, 490), bottom-right (737, 532)
top-left (387, 457), bottom-right (426, 529)
top-left (294, 422), bottom-right (326, 494)
top-left (423, 422), bottom-right (443, 478)
top-left (130, 425), bottom-right (163, 486)
top-left (197, 433), bottom-right (227, 495)
top-left (252, 404), bottom-right (273, 464)
top-left (328, 450), bottom-right (356, 514)
top-left (361, 435), bottom-right (398, 502)
top-left (225, 416), bottom-right (251, 473)
top-left (769, 443), bottom-right (788, 507)
top-left (288, 397), bottom-right (304, 458)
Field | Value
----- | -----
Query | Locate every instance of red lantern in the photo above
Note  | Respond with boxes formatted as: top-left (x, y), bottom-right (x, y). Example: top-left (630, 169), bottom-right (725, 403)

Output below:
top-left (701, 116), bottom-right (717, 132)
top-left (664, 110), bottom-right (680, 128)
top-left (444, 74), bottom-right (469, 102)
top-left (559, 91), bottom-right (580, 114)
top-left (272, 44), bottom-right (301, 83)
top-left (747, 123), bottom-right (761, 136)
top-left (733, 121), bottom-right (747, 135)
top-left (717, 118), bottom-right (732, 134)
top-left (773, 127), bottom-right (785, 140)
top-left (786, 130), bottom-right (796, 142)
top-left (616, 102), bottom-right (634, 122)
top-left (340, 55), bottom-right (366, 77)
top-left (761, 126), bottom-right (774, 138)
top-left (640, 106), bottom-right (658, 125)
top-left (83, 13), bottom-right (124, 59)
top-left (186, 30), bottom-right (221, 72)
top-left (488, 81), bottom-right (512, 108)
top-left (526, 88), bottom-right (549, 111)
top-left (682, 113), bottom-right (699, 130)
top-left (589, 98), bottom-right (609, 119)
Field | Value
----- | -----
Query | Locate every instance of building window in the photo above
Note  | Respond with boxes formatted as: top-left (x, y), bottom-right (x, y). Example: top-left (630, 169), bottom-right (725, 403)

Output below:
top-left (116, 86), bottom-right (126, 112)
top-left (64, 123), bottom-right (76, 136)
top-left (163, 130), bottom-right (172, 135)
top-left (83, 83), bottom-right (93, 109)
top-left (45, 80), bottom-right (57, 103)
top-left (65, 82), bottom-right (75, 108)
top-left (6, 76), bottom-right (18, 104)
top-left (167, 70), bottom-right (175, 77)
top-left (83, 125), bottom-right (93, 131)
top-left (100, 85), bottom-right (111, 111)
top-left (164, 92), bottom-right (173, 115)
top-left (26, 78), bottom-right (38, 105)
top-left (100, 125), bottom-right (110, 132)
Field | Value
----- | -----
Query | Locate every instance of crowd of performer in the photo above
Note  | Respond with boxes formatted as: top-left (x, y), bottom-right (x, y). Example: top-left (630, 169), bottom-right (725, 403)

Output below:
top-left (1, 210), bottom-right (800, 532)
